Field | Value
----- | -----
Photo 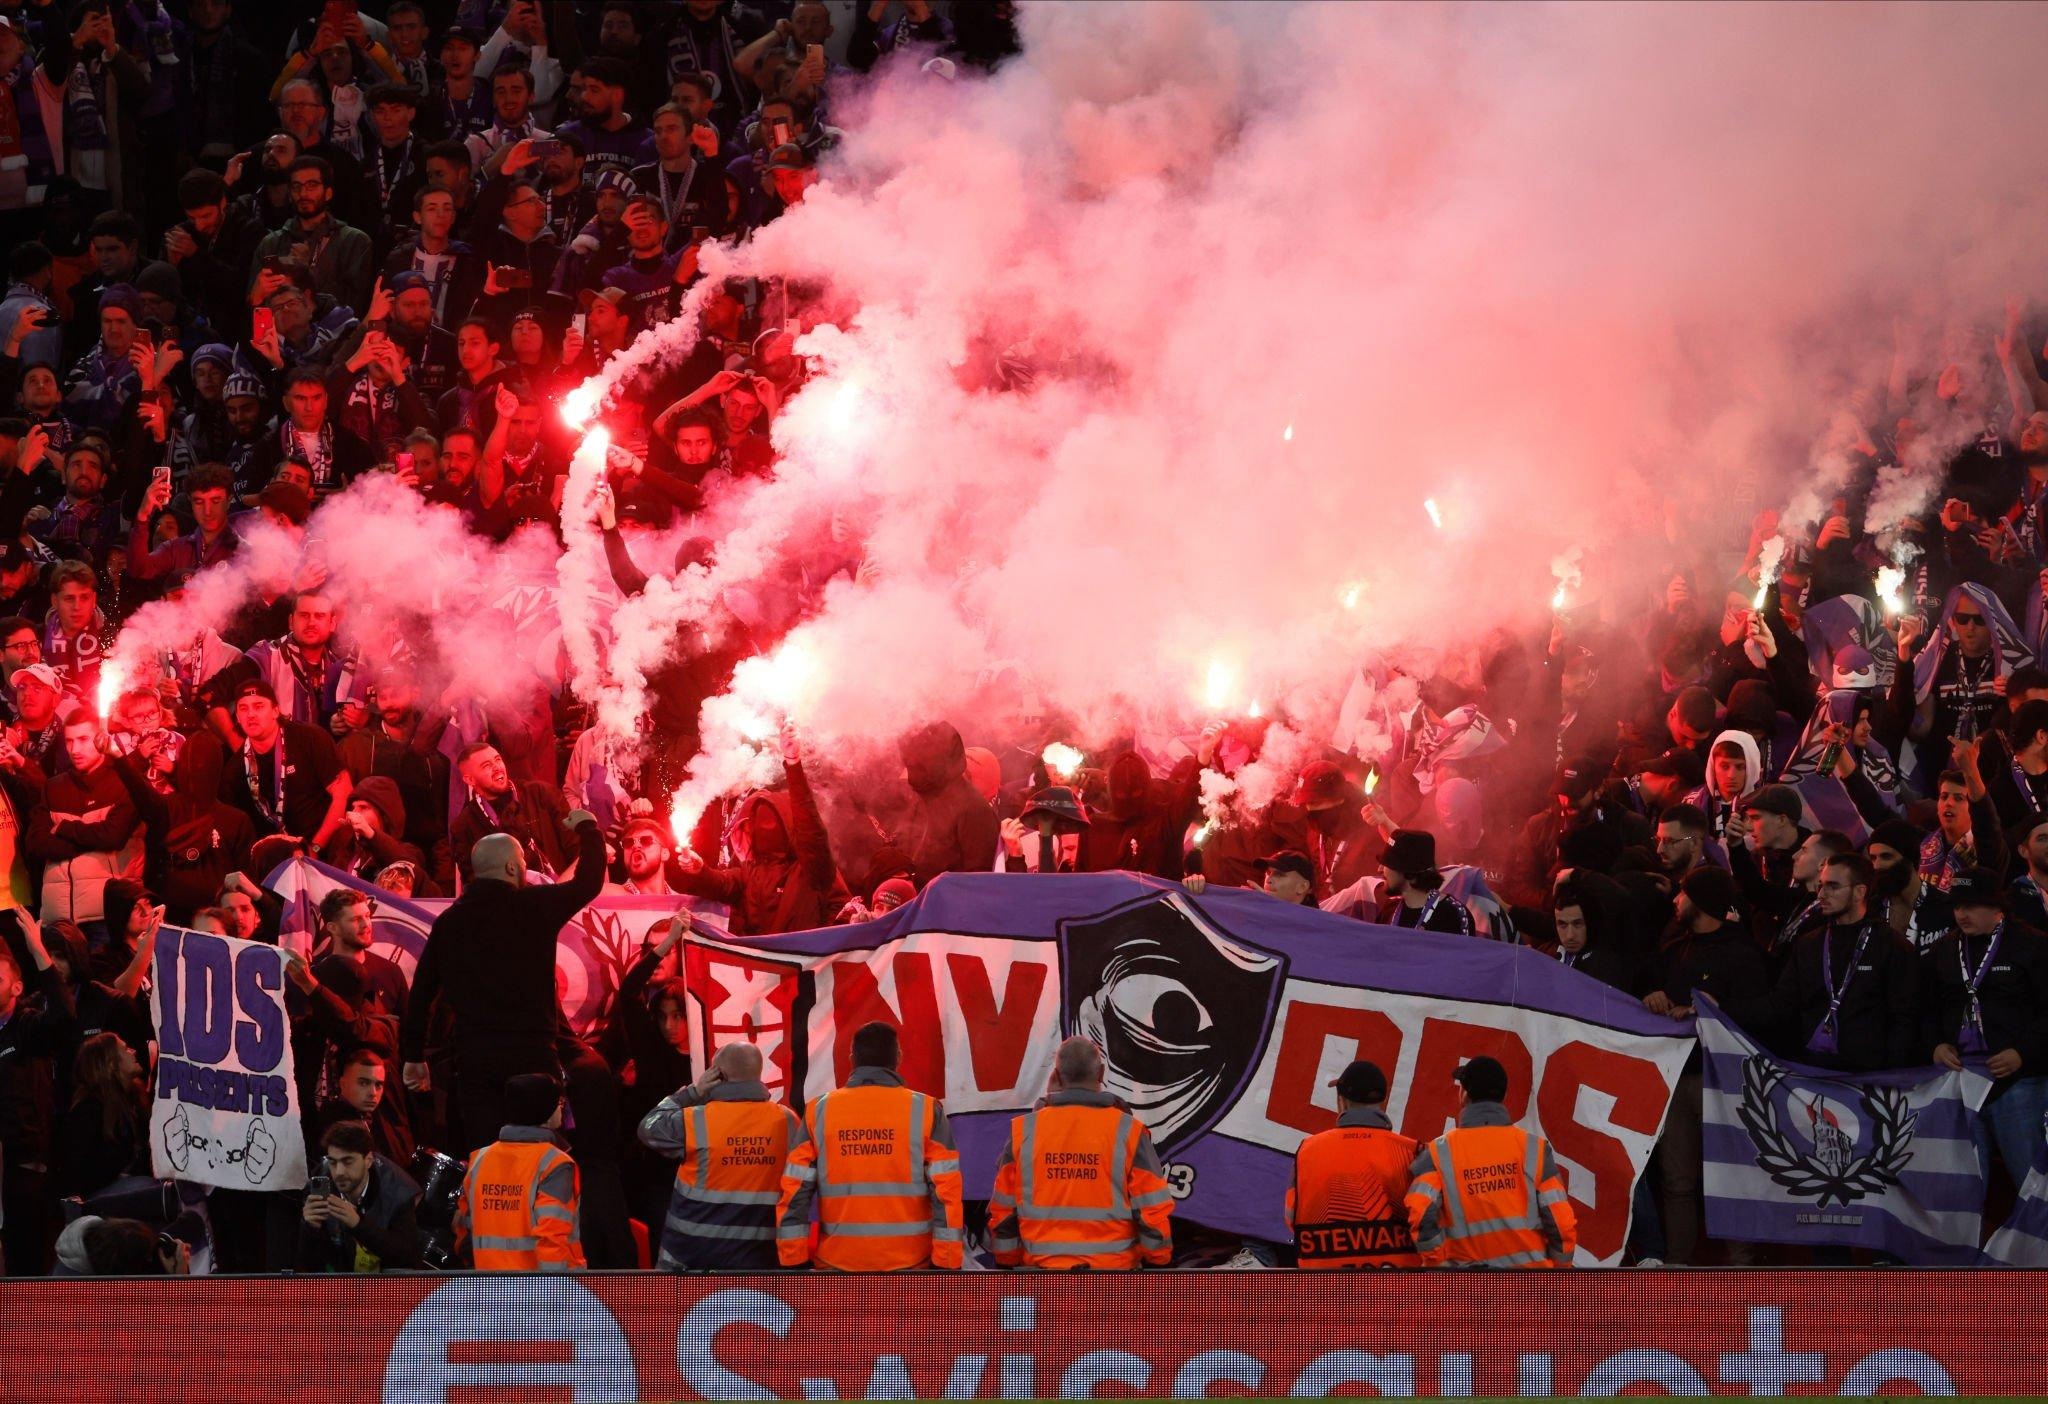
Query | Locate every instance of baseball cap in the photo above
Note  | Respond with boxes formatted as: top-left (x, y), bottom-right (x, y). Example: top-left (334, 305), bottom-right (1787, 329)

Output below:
top-left (1453, 1055), bottom-right (1509, 1103)
top-left (386, 270), bottom-right (430, 296)
top-left (1252, 850), bottom-right (1314, 884)
top-left (230, 677), bottom-right (277, 706)
top-left (1949, 866), bottom-right (2007, 911)
top-left (1330, 1059), bottom-right (1388, 1104)
top-left (1553, 757), bottom-right (1603, 802)
top-left (1291, 760), bottom-right (1353, 812)
top-left (12, 662), bottom-right (60, 694)
top-left (1638, 747), bottom-right (1705, 788)
top-left (871, 877), bottom-right (917, 912)
top-left (1745, 784), bottom-right (1803, 823)
top-left (440, 23), bottom-right (484, 49)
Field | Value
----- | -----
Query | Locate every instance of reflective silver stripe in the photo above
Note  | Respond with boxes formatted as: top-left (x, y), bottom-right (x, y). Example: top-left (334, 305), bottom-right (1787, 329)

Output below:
top-left (821, 1220), bottom-right (929, 1238)
top-left (1109, 1114), bottom-right (1133, 1217)
top-left (817, 1180), bottom-right (922, 1199)
top-left (775, 1222), bottom-right (810, 1240)
top-left (1537, 1188), bottom-right (1570, 1208)
top-left (1479, 1247), bottom-right (1553, 1267)
top-left (668, 1217), bottom-right (777, 1242)
top-left (473, 1234), bottom-right (538, 1253)
top-left (989, 1190), bottom-right (1018, 1212)
top-left (1020, 1202), bottom-right (1118, 1221)
top-left (536, 1260), bottom-right (571, 1272)
top-left (1409, 1181), bottom-right (1443, 1205)
top-left (927, 1157), bottom-right (960, 1176)
top-left (1130, 1188), bottom-right (1172, 1210)
top-left (811, 1095), bottom-right (830, 1195)
top-left (1431, 1139), bottom-right (1469, 1237)
top-left (690, 1105), bottom-right (712, 1192)
top-left (909, 1093), bottom-right (928, 1187)
top-left (786, 1164), bottom-right (817, 1184)
top-left (1021, 1233), bottom-right (1135, 1254)
top-left (1018, 1116), bottom-right (1039, 1212)
top-left (931, 1226), bottom-right (964, 1243)
top-left (534, 1205), bottom-right (576, 1226)
top-left (676, 1183), bottom-right (783, 1207)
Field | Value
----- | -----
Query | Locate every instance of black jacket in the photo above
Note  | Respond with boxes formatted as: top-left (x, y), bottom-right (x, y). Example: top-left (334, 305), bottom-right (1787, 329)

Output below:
top-left (403, 820), bottom-right (605, 1063)
top-left (0, 961), bottom-right (77, 1165)
top-left (293, 1154), bottom-right (423, 1272)
top-left (1735, 917), bottom-right (1921, 1072)
top-left (1921, 919), bottom-right (2048, 1081)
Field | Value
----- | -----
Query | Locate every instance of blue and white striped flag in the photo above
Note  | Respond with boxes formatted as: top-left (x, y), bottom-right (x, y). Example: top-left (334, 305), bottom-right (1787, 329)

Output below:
top-left (1983, 1165), bottom-right (2048, 1266)
top-left (1697, 994), bottom-right (1991, 1264)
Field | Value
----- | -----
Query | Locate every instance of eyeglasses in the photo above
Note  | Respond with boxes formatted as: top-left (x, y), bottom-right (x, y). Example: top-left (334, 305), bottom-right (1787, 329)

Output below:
top-left (2, 639), bottom-right (39, 655)
top-left (1953, 613), bottom-right (1987, 625)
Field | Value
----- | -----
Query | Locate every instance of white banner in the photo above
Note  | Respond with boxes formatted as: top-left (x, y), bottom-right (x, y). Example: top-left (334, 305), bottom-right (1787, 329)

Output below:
top-left (148, 926), bottom-right (307, 1193)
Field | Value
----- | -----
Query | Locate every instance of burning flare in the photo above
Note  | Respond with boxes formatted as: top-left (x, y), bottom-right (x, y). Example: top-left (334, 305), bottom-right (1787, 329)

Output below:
top-left (1042, 741), bottom-right (1084, 780)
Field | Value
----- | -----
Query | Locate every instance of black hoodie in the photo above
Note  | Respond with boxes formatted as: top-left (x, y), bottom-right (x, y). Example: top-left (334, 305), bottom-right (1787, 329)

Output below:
top-left (897, 722), bottom-right (1000, 887)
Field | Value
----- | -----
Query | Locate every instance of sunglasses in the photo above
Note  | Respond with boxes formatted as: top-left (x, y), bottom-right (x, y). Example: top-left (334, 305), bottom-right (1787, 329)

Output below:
top-left (1954, 613), bottom-right (1987, 625)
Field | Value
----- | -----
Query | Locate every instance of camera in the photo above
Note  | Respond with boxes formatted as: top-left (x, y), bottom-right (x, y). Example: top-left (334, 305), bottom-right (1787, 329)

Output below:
top-left (409, 1147), bottom-right (468, 1270)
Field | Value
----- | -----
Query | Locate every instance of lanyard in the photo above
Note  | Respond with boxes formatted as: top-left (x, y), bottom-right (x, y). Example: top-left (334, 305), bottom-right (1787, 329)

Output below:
top-left (1811, 920), bottom-right (1874, 1049)
top-left (1958, 921), bottom-right (2005, 1050)
top-left (244, 729), bottom-right (287, 830)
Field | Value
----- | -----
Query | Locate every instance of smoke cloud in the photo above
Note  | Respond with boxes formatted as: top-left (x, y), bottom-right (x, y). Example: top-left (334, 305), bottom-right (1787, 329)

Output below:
top-left (569, 2), bottom-right (2048, 823)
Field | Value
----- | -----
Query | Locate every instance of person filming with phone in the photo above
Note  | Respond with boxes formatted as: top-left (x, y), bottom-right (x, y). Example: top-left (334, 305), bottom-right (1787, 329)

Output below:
top-left (296, 1119), bottom-right (424, 1273)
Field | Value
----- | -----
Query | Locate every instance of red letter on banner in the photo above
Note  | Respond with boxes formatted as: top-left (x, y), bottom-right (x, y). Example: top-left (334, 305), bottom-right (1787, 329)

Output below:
top-left (831, 952), bottom-right (945, 1092)
top-left (1263, 1001), bottom-right (1404, 1135)
top-left (946, 953), bottom-right (1045, 1095)
top-left (1400, 1019), bottom-right (1532, 1140)
top-left (1535, 1040), bottom-right (1671, 1262)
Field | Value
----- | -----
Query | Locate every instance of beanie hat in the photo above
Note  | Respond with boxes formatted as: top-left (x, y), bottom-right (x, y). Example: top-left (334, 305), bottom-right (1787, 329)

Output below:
top-left (1866, 818), bottom-right (1925, 860)
top-left (133, 260), bottom-right (182, 305)
top-left (1680, 865), bottom-right (1742, 924)
top-left (503, 1072), bottom-right (563, 1126)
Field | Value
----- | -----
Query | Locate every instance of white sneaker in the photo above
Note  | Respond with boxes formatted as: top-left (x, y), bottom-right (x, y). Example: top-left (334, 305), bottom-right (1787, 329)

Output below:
top-left (1634, 1256), bottom-right (1665, 1268)
top-left (1218, 1247), bottom-right (1271, 1269)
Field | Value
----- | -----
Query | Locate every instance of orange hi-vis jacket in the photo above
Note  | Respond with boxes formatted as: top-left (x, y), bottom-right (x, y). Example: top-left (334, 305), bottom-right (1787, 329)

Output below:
top-left (987, 1088), bottom-right (1174, 1270)
top-left (637, 1079), bottom-right (801, 1271)
top-left (1285, 1106), bottom-right (1421, 1269)
top-left (454, 1126), bottom-right (586, 1272)
top-left (1404, 1102), bottom-right (1577, 1269)
top-left (776, 1066), bottom-right (965, 1271)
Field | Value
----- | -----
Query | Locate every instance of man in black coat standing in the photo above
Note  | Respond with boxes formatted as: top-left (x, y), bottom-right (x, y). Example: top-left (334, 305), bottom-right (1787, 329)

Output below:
top-left (401, 811), bottom-right (604, 1158)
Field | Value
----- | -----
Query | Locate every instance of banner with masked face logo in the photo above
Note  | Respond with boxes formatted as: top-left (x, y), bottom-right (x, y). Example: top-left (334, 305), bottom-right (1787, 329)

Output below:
top-left (149, 925), bottom-right (307, 1192)
top-left (683, 872), bottom-right (1695, 1265)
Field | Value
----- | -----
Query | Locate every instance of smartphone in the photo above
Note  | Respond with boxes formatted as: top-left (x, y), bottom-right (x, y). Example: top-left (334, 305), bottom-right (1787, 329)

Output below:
top-left (152, 465), bottom-right (171, 492)
top-left (769, 118), bottom-right (792, 148)
top-left (322, 0), bottom-right (351, 23)
top-left (306, 1173), bottom-right (334, 1199)
top-left (133, 328), bottom-right (154, 355)
top-left (495, 265), bottom-right (533, 289)
top-left (395, 450), bottom-right (413, 474)
top-left (530, 139), bottom-right (564, 160)
top-left (570, 312), bottom-right (587, 338)
top-left (691, 225), bottom-right (709, 245)
top-left (252, 307), bottom-right (275, 342)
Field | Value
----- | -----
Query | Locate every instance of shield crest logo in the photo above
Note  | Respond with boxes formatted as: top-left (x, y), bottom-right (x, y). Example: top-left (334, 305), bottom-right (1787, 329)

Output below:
top-left (1058, 892), bottom-right (1286, 1155)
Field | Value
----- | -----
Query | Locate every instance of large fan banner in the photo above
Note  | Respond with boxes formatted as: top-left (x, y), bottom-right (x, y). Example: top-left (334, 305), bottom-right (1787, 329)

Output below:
top-left (681, 872), bottom-right (1696, 1265)
top-left (149, 926), bottom-right (308, 1193)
